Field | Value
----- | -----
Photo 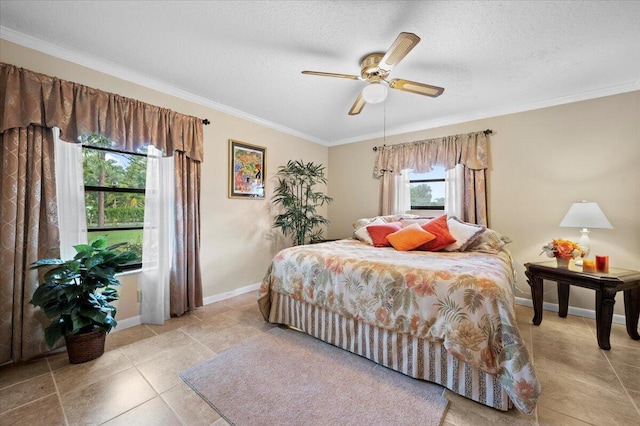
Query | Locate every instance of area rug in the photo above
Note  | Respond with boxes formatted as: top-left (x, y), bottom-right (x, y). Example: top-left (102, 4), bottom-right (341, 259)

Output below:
top-left (180, 326), bottom-right (449, 426)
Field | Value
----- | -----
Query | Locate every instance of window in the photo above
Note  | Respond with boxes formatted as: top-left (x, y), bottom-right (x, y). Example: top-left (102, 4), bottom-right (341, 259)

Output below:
top-left (408, 166), bottom-right (446, 210)
top-left (80, 134), bottom-right (147, 270)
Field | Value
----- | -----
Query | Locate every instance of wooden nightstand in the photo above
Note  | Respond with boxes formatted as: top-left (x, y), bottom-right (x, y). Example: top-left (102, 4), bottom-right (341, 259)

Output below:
top-left (524, 261), bottom-right (640, 350)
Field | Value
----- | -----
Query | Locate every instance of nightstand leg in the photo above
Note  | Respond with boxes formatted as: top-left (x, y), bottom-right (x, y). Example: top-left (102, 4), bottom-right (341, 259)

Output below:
top-left (530, 276), bottom-right (544, 325)
top-left (595, 288), bottom-right (616, 350)
top-left (623, 287), bottom-right (640, 340)
top-left (557, 281), bottom-right (570, 318)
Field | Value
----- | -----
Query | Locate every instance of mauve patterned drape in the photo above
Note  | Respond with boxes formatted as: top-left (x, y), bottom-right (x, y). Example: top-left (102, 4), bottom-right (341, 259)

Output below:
top-left (374, 131), bottom-right (489, 226)
top-left (0, 126), bottom-right (62, 363)
top-left (0, 63), bottom-right (204, 361)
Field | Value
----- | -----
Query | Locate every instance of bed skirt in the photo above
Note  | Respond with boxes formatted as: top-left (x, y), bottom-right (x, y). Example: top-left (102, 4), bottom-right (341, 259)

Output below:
top-left (268, 291), bottom-right (512, 411)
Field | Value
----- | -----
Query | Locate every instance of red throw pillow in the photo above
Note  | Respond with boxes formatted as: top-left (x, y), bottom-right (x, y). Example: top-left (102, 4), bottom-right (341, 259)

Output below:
top-left (366, 222), bottom-right (402, 247)
top-left (417, 215), bottom-right (457, 251)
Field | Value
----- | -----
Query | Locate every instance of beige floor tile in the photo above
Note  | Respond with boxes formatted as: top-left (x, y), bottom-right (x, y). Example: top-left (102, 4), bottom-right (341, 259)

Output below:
top-left (0, 393), bottom-right (66, 426)
top-left (120, 329), bottom-right (196, 365)
top-left (197, 323), bottom-right (263, 353)
top-left (442, 390), bottom-right (535, 425)
top-left (61, 367), bottom-right (157, 425)
top-left (136, 342), bottom-right (214, 393)
top-left (584, 319), bottom-right (640, 350)
top-left (604, 346), bottom-right (640, 368)
top-left (537, 405), bottom-right (595, 425)
top-left (180, 313), bottom-right (242, 341)
top-left (534, 350), bottom-right (625, 397)
top-left (531, 326), bottom-right (605, 361)
top-left (536, 369), bottom-right (640, 425)
top-left (105, 324), bottom-right (157, 351)
top-left (0, 357), bottom-right (50, 389)
top-left (162, 381), bottom-right (221, 426)
top-left (0, 373), bottom-right (56, 414)
top-left (211, 418), bottom-right (231, 426)
top-left (191, 301), bottom-right (234, 320)
top-left (145, 312), bottom-right (202, 334)
top-left (628, 390), bottom-right (640, 412)
top-left (222, 305), bottom-right (277, 331)
top-left (53, 348), bottom-right (134, 395)
top-left (46, 349), bottom-right (73, 371)
top-left (101, 395), bottom-right (182, 426)
top-left (611, 361), bottom-right (640, 393)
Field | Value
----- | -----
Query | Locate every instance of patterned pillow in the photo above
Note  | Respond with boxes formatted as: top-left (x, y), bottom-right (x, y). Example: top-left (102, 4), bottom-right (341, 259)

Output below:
top-left (353, 217), bottom-right (386, 244)
top-left (443, 217), bottom-right (486, 252)
top-left (465, 228), bottom-right (512, 254)
top-left (387, 223), bottom-right (436, 251)
top-left (366, 222), bottom-right (403, 247)
top-left (415, 215), bottom-right (457, 251)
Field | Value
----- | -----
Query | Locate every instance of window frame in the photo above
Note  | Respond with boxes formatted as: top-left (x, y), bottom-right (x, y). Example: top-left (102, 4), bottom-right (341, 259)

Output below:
top-left (408, 171), bottom-right (445, 211)
top-left (82, 143), bottom-right (147, 272)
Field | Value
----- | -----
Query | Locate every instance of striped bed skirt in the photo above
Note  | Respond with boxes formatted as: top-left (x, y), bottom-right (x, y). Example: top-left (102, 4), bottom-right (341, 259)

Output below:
top-left (268, 291), bottom-right (512, 411)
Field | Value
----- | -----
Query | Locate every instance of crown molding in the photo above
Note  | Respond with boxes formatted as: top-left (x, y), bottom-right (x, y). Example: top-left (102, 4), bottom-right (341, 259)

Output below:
top-left (2, 26), bottom-right (637, 148)
top-left (0, 26), bottom-right (328, 146)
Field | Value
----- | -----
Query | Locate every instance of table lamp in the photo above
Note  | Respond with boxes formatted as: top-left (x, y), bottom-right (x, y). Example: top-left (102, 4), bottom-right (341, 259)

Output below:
top-left (559, 200), bottom-right (613, 266)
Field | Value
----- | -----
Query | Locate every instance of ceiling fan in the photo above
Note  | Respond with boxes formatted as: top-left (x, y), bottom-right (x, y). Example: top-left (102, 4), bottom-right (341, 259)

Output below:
top-left (302, 32), bottom-right (445, 115)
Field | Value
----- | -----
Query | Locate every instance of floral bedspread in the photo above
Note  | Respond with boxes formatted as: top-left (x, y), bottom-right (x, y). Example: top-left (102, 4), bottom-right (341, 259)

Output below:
top-left (258, 239), bottom-right (540, 413)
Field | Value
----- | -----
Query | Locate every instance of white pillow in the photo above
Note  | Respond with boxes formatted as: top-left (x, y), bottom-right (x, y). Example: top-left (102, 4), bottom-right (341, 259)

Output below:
top-left (354, 217), bottom-right (386, 244)
top-left (443, 217), bottom-right (486, 251)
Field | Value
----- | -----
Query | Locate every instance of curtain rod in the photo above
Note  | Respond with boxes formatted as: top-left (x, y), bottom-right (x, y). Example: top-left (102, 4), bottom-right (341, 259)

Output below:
top-left (202, 119), bottom-right (210, 125)
top-left (372, 129), bottom-right (493, 151)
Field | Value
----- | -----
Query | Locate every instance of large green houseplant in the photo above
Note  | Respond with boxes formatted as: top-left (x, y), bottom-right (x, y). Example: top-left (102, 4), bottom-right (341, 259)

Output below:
top-left (272, 159), bottom-right (333, 245)
top-left (30, 237), bottom-right (137, 363)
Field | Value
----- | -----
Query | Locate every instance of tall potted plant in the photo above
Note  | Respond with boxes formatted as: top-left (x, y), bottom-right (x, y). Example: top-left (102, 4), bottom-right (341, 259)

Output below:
top-left (30, 237), bottom-right (137, 363)
top-left (272, 159), bottom-right (333, 245)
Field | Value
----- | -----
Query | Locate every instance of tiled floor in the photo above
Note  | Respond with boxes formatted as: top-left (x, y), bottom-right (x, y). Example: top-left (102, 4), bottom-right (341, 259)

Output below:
top-left (1, 293), bottom-right (639, 425)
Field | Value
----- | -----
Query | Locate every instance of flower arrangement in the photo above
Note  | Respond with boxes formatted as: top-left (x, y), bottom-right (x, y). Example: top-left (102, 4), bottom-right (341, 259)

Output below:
top-left (540, 239), bottom-right (584, 259)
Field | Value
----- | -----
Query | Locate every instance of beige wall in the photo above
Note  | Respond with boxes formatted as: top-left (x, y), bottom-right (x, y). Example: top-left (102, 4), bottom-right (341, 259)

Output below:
top-left (1, 39), bottom-right (328, 321)
top-left (328, 91), bottom-right (640, 316)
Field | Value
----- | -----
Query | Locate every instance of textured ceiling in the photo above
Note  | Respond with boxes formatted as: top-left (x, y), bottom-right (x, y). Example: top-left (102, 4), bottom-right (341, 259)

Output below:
top-left (1, 1), bottom-right (639, 146)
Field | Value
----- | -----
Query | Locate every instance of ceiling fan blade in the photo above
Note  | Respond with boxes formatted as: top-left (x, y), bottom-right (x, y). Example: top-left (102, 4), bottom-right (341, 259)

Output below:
top-left (388, 79), bottom-right (445, 97)
top-left (380, 32), bottom-right (421, 71)
top-left (348, 93), bottom-right (366, 115)
top-left (302, 71), bottom-right (360, 80)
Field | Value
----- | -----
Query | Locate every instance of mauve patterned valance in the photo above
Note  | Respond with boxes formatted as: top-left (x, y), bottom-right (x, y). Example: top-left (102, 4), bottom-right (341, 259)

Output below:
top-left (373, 131), bottom-right (488, 177)
top-left (0, 63), bottom-right (203, 162)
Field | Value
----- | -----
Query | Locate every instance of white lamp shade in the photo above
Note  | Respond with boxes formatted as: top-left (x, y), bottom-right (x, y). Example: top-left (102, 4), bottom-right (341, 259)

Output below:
top-left (362, 82), bottom-right (388, 104)
top-left (559, 201), bottom-right (613, 229)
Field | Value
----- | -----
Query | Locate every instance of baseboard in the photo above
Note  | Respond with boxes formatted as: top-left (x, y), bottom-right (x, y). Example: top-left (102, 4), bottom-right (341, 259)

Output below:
top-left (202, 282), bottom-right (261, 305)
top-left (515, 297), bottom-right (626, 325)
top-left (112, 315), bottom-right (141, 332)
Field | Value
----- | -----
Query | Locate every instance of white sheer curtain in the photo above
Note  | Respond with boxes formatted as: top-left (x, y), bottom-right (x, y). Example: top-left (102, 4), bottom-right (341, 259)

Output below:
top-left (445, 164), bottom-right (464, 219)
top-left (139, 145), bottom-right (175, 324)
top-left (53, 127), bottom-right (87, 259)
top-left (394, 170), bottom-right (412, 214)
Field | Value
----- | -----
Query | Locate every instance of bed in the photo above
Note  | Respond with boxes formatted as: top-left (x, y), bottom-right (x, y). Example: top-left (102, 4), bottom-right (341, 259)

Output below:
top-left (258, 218), bottom-right (540, 414)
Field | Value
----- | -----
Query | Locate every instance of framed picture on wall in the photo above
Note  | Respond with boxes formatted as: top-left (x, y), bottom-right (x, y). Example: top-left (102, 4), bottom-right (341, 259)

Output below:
top-left (228, 139), bottom-right (266, 199)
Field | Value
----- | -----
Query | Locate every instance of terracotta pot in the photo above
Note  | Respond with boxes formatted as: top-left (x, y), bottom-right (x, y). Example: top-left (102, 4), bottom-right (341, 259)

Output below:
top-left (556, 257), bottom-right (571, 268)
top-left (64, 329), bottom-right (106, 364)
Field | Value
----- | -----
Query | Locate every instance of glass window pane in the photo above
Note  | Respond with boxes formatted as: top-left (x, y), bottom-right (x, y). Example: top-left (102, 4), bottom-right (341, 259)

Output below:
top-left (82, 148), bottom-right (147, 189)
top-left (85, 191), bottom-right (145, 228)
top-left (87, 229), bottom-right (142, 266)
top-left (410, 182), bottom-right (445, 207)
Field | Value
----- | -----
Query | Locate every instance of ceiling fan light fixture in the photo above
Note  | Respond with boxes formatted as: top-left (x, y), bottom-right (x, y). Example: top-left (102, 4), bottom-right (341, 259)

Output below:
top-left (362, 82), bottom-right (388, 104)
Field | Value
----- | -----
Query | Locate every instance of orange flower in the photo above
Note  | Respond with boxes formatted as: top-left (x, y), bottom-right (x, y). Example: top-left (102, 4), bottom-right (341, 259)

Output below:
top-left (541, 239), bottom-right (584, 259)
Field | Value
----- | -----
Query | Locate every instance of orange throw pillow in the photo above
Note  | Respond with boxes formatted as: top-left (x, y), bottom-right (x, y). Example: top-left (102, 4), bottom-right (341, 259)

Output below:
top-left (366, 222), bottom-right (402, 247)
top-left (417, 215), bottom-right (457, 251)
top-left (387, 223), bottom-right (436, 251)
